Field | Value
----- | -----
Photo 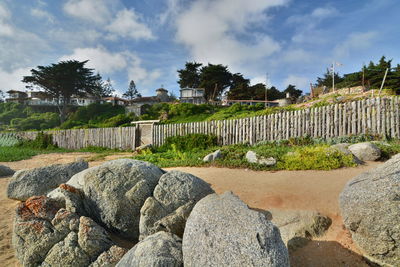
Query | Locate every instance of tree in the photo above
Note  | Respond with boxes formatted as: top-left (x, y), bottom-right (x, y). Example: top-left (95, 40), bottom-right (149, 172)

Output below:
top-left (123, 80), bottom-right (142, 100)
top-left (199, 64), bottom-right (232, 101)
top-left (91, 77), bottom-right (115, 99)
top-left (177, 62), bottom-right (202, 88)
top-left (265, 86), bottom-right (285, 100)
top-left (226, 73), bottom-right (251, 100)
top-left (315, 68), bottom-right (343, 88)
top-left (22, 60), bottom-right (102, 122)
top-left (284, 84), bottom-right (302, 99)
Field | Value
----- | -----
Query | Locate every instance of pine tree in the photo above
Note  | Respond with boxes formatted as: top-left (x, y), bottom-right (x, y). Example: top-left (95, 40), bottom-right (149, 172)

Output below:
top-left (123, 80), bottom-right (142, 100)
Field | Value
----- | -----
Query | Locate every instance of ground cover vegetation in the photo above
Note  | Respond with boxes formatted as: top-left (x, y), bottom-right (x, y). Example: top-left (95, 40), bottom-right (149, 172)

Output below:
top-left (133, 133), bottom-right (400, 171)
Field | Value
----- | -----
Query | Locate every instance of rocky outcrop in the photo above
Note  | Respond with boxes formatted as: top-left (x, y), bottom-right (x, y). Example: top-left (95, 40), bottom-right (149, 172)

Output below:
top-left (116, 232), bottom-right (183, 267)
top-left (90, 246), bottom-right (128, 267)
top-left (7, 160), bottom-right (88, 201)
top-left (0, 164), bottom-right (15, 177)
top-left (268, 209), bottom-right (332, 250)
top-left (203, 149), bottom-right (222, 162)
top-left (139, 170), bottom-right (214, 240)
top-left (246, 151), bottom-right (277, 166)
top-left (182, 191), bottom-right (289, 267)
top-left (81, 159), bottom-right (164, 241)
top-left (340, 154), bottom-right (400, 266)
top-left (348, 142), bottom-right (381, 161)
top-left (13, 196), bottom-right (120, 267)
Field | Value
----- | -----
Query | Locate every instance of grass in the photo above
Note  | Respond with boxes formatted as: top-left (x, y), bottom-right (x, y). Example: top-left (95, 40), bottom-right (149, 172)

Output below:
top-left (0, 146), bottom-right (68, 162)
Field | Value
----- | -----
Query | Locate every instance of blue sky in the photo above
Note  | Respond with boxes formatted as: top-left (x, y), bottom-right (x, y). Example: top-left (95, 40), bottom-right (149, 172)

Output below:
top-left (0, 0), bottom-right (399, 97)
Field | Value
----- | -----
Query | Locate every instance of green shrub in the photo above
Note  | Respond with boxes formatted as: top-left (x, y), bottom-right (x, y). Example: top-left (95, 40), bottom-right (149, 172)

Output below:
top-left (17, 132), bottom-right (57, 149)
top-left (279, 146), bottom-right (356, 170)
top-left (0, 133), bottom-right (22, 147)
top-left (159, 133), bottom-right (218, 152)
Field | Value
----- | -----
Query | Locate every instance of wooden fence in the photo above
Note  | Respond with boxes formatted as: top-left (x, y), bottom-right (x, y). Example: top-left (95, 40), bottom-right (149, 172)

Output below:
top-left (16, 127), bottom-right (137, 150)
top-left (152, 97), bottom-right (400, 146)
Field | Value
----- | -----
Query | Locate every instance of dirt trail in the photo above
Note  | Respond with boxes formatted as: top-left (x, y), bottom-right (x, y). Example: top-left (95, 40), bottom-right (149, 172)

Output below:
top-left (0, 153), bottom-right (382, 266)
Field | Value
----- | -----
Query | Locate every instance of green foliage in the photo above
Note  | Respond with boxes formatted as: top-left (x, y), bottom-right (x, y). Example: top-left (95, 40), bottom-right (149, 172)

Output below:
top-left (17, 132), bottom-right (57, 149)
top-left (11, 112), bottom-right (60, 130)
top-left (279, 146), bottom-right (356, 170)
top-left (60, 103), bottom-right (126, 129)
top-left (159, 133), bottom-right (218, 152)
top-left (374, 140), bottom-right (400, 160)
top-left (0, 133), bottom-right (22, 147)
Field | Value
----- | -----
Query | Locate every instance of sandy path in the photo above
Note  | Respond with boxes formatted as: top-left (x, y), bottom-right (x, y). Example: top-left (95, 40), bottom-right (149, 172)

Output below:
top-left (0, 153), bottom-right (382, 266)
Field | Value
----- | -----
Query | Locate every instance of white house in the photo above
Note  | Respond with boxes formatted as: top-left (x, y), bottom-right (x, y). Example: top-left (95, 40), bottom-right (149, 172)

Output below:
top-left (179, 88), bottom-right (206, 104)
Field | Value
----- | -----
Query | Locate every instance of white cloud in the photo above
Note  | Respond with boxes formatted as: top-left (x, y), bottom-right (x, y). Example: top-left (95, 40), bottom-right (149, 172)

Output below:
top-left (0, 3), bottom-right (13, 36)
top-left (63, 0), bottom-right (113, 24)
top-left (0, 67), bottom-right (32, 91)
top-left (31, 8), bottom-right (55, 23)
top-left (59, 46), bottom-right (161, 94)
top-left (282, 49), bottom-right (314, 63)
top-left (106, 9), bottom-right (154, 40)
top-left (158, 0), bottom-right (183, 25)
top-left (283, 75), bottom-right (310, 90)
top-left (175, 0), bottom-right (286, 68)
top-left (334, 31), bottom-right (378, 58)
top-left (59, 46), bottom-right (127, 74)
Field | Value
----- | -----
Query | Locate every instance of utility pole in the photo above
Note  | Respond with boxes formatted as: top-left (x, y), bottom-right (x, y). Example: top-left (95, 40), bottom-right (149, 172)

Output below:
top-left (379, 68), bottom-right (389, 96)
top-left (332, 62), bottom-right (335, 92)
top-left (264, 73), bottom-right (268, 107)
top-left (362, 64), bottom-right (365, 92)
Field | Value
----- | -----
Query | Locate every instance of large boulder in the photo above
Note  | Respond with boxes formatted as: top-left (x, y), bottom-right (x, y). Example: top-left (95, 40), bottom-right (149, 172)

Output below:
top-left (13, 195), bottom-right (120, 267)
top-left (340, 154), bottom-right (400, 266)
top-left (139, 170), bottom-right (214, 240)
top-left (348, 142), bottom-right (381, 161)
top-left (81, 159), bottom-right (164, 241)
top-left (182, 192), bottom-right (290, 267)
top-left (90, 245), bottom-right (128, 267)
top-left (116, 231), bottom-right (183, 267)
top-left (0, 164), bottom-right (15, 177)
top-left (268, 209), bottom-right (332, 250)
top-left (7, 160), bottom-right (88, 201)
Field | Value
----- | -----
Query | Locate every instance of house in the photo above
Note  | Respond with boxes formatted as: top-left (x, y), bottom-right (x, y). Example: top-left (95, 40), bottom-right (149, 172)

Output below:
top-left (179, 88), bottom-right (206, 104)
top-left (126, 87), bottom-right (172, 116)
top-left (5, 90), bottom-right (28, 103)
top-left (102, 96), bottom-right (129, 106)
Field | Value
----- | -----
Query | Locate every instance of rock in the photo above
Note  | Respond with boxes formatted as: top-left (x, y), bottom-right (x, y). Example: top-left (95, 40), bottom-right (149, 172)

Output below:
top-left (42, 232), bottom-right (91, 267)
top-left (246, 151), bottom-right (277, 166)
top-left (116, 232), bottom-right (183, 267)
top-left (348, 142), bottom-right (381, 161)
top-left (330, 143), bottom-right (351, 155)
top-left (78, 216), bottom-right (113, 261)
top-left (82, 159), bottom-right (164, 241)
top-left (139, 170), bottom-right (214, 239)
top-left (0, 164), bottom-right (15, 177)
top-left (136, 144), bottom-right (152, 152)
top-left (203, 149), bottom-right (222, 162)
top-left (340, 154), bottom-right (400, 266)
top-left (182, 191), bottom-right (290, 267)
top-left (13, 196), bottom-right (66, 266)
top-left (90, 246), bottom-right (128, 267)
top-left (268, 209), bottom-right (332, 250)
top-left (7, 160), bottom-right (88, 201)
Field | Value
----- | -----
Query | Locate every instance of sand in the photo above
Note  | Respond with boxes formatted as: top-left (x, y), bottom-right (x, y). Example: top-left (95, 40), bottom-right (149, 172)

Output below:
top-left (0, 153), bottom-right (382, 266)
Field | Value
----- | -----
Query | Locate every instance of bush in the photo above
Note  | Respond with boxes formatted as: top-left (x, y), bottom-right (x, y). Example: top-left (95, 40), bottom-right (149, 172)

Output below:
top-left (17, 132), bottom-right (57, 149)
top-left (159, 133), bottom-right (218, 152)
top-left (11, 112), bottom-right (60, 130)
top-left (279, 146), bottom-right (356, 170)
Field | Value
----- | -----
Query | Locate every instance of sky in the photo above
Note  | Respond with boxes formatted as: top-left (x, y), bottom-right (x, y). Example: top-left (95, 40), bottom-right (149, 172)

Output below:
top-left (0, 0), bottom-right (399, 97)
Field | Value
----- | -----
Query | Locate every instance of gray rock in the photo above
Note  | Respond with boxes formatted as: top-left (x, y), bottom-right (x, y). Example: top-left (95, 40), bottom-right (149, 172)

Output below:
top-left (78, 216), bottom-right (113, 261)
top-left (182, 191), bottom-right (290, 267)
top-left (246, 151), bottom-right (277, 166)
top-left (139, 170), bottom-right (214, 239)
top-left (42, 232), bottom-right (91, 267)
top-left (82, 159), bottom-right (164, 241)
top-left (203, 149), bottom-right (222, 162)
top-left (116, 232), bottom-right (183, 267)
top-left (90, 246), bottom-right (128, 267)
top-left (268, 209), bottom-right (332, 250)
top-left (340, 154), bottom-right (400, 266)
top-left (13, 196), bottom-right (66, 267)
top-left (348, 142), bottom-right (381, 161)
top-left (7, 160), bottom-right (88, 201)
top-left (246, 150), bottom-right (258, 163)
top-left (330, 143), bottom-right (351, 155)
top-left (0, 164), bottom-right (15, 177)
